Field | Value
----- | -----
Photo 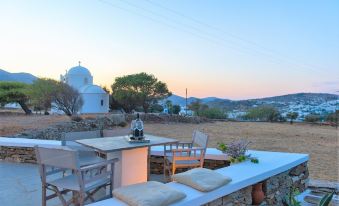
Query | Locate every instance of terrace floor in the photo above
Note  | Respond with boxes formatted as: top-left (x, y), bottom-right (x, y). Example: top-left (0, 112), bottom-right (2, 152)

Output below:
top-left (0, 161), bottom-right (164, 206)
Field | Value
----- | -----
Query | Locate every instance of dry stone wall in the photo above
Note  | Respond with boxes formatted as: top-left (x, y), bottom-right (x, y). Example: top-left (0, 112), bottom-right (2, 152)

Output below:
top-left (203, 162), bottom-right (309, 206)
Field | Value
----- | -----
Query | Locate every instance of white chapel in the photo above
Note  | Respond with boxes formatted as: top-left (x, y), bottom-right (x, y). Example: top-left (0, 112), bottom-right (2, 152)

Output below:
top-left (60, 63), bottom-right (109, 114)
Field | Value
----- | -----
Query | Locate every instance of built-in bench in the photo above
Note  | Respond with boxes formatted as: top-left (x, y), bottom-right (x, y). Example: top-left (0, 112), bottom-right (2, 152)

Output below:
top-left (87, 150), bottom-right (309, 206)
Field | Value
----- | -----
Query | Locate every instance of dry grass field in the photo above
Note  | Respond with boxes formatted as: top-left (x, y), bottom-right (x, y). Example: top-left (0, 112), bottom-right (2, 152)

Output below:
top-left (0, 113), bottom-right (338, 181)
top-left (144, 122), bottom-right (338, 182)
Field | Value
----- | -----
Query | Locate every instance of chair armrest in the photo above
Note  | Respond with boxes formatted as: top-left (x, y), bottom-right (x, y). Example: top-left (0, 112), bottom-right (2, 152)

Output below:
top-left (80, 158), bottom-right (119, 172)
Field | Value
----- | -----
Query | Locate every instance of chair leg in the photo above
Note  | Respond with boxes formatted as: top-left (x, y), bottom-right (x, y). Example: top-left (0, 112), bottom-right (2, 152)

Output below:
top-left (78, 191), bottom-right (85, 206)
top-left (42, 185), bottom-right (47, 206)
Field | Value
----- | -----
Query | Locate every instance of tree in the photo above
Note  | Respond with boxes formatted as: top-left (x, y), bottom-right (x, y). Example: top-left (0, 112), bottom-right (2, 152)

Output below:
top-left (286, 112), bottom-right (299, 124)
top-left (52, 82), bottom-right (83, 116)
top-left (111, 73), bottom-right (171, 113)
top-left (172, 105), bottom-right (181, 115)
top-left (0, 81), bottom-right (32, 114)
top-left (304, 114), bottom-right (320, 123)
top-left (165, 100), bottom-right (173, 114)
top-left (188, 100), bottom-right (208, 116)
top-left (29, 78), bottom-right (59, 114)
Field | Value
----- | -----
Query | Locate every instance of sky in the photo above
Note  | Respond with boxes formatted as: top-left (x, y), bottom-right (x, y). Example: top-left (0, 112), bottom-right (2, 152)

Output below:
top-left (0, 0), bottom-right (338, 100)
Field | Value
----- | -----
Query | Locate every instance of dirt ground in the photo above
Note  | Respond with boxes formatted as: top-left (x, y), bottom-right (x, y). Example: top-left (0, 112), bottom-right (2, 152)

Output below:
top-left (0, 114), bottom-right (70, 136)
top-left (0, 114), bottom-right (337, 181)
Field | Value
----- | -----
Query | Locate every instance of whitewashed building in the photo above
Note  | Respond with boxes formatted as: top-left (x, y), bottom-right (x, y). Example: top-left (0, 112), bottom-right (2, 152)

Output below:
top-left (60, 63), bottom-right (109, 114)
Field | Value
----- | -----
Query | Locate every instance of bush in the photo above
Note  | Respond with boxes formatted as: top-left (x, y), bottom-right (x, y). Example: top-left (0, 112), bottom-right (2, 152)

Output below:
top-left (304, 114), bottom-right (320, 123)
top-left (70, 115), bottom-right (83, 122)
top-left (326, 111), bottom-right (338, 127)
top-left (149, 104), bottom-right (164, 113)
top-left (172, 105), bottom-right (181, 115)
top-left (199, 108), bottom-right (227, 119)
top-left (244, 106), bottom-right (281, 122)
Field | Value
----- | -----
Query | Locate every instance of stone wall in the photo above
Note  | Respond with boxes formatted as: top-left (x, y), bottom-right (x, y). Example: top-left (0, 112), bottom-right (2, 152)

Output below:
top-left (203, 162), bottom-right (309, 206)
top-left (126, 113), bottom-right (212, 124)
top-left (150, 155), bottom-right (230, 174)
top-left (0, 146), bottom-right (36, 163)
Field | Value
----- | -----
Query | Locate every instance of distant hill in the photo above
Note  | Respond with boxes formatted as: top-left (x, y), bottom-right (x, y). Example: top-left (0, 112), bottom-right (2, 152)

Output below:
top-left (0, 69), bottom-right (37, 84)
top-left (252, 93), bottom-right (338, 102)
top-left (166, 94), bottom-right (229, 106)
top-left (166, 93), bottom-right (338, 111)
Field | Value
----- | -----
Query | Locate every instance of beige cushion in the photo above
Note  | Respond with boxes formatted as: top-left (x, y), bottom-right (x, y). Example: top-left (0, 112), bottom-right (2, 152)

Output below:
top-left (172, 168), bottom-right (232, 192)
top-left (113, 181), bottom-right (186, 206)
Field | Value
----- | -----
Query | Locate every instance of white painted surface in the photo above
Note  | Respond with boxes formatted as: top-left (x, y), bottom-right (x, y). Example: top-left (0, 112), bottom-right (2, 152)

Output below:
top-left (107, 147), bottom-right (149, 188)
top-left (0, 137), bottom-right (61, 148)
top-left (87, 150), bottom-right (309, 206)
top-left (121, 147), bottom-right (148, 186)
top-left (60, 64), bottom-right (109, 114)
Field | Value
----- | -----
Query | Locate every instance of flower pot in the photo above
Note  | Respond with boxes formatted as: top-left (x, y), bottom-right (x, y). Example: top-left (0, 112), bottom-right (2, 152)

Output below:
top-left (252, 182), bottom-right (265, 205)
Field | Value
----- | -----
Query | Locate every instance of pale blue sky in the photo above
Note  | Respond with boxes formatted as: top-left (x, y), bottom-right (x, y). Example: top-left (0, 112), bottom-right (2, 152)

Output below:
top-left (0, 0), bottom-right (338, 99)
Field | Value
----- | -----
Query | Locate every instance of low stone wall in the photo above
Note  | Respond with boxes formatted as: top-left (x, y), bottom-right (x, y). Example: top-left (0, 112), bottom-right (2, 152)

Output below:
top-left (150, 155), bottom-right (230, 174)
top-left (0, 146), bottom-right (36, 163)
top-left (203, 162), bottom-right (309, 206)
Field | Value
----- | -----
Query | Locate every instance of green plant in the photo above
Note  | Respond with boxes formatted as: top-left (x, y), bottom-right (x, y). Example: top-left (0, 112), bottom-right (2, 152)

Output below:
top-left (217, 140), bottom-right (259, 164)
top-left (199, 108), bottom-right (227, 119)
top-left (283, 187), bottom-right (301, 206)
top-left (243, 106), bottom-right (281, 122)
top-left (286, 112), bottom-right (299, 124)
top-left (304, 114), bottom-right (320, 123)
top-left (111, 72), bottom-right (171, 113)
top-left (319, 191), bottom-right (334, 206)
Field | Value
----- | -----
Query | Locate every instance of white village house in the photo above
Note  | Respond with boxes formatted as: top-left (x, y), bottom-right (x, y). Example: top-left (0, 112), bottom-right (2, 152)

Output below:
top-left (60, 63), bottom-right (109, 114)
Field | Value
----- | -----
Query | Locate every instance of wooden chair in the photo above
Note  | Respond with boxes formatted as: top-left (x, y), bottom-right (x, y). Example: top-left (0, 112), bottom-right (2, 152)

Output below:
top-left (62, 130), bottom-right (105, 166)
top-left (35, 146), bottom-right (118, 206)
top-left (163, 130), bottom-right (209, 181)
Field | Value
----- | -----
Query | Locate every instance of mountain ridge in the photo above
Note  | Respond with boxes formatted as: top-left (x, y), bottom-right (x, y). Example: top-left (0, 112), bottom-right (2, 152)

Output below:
top-left (0, 69), bottom-right (37, 84)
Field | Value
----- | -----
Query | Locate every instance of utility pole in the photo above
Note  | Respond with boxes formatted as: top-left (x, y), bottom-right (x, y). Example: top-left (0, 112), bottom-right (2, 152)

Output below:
top-left (185, 88), bottom-right (188, 116)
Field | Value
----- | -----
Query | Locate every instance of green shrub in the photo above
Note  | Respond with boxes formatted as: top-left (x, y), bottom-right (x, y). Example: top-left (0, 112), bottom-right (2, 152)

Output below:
top-left (304, 114), bottom-right (320, 123)
top-left (244, 106), bottom-right (281, 122)
top-left (199, 108), bottom-right (227, 119)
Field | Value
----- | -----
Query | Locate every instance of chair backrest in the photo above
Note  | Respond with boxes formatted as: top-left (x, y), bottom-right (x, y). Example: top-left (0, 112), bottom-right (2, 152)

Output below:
top-left (62, 130), bottom-right (101, 146)
top-left (102, 128), bottom-right (130, 137)
top-left (172, 148), bottom-right (205, 168)
top-left (192, 130), bottom-right (209, 149)
top-left (35, 146), bottom-right (79, 170)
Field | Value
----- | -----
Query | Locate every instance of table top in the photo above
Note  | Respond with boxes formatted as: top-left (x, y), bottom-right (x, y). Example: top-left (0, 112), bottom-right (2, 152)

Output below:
top-left (76, 134), bottom-right (178, 153)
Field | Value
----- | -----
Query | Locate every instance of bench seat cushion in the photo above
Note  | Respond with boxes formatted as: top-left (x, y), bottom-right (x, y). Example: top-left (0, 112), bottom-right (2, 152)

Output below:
top-left (172, 168), bottom-right (232, 192)
top-left (113, 181), bottom-right (186, 206)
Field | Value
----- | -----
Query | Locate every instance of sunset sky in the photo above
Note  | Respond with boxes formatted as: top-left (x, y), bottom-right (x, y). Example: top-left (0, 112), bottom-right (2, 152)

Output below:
top-left (0, 0), bottom-right (338, 100)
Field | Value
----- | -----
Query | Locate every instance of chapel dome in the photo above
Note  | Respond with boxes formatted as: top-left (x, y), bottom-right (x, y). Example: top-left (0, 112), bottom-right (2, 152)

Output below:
top-left (79, 85), bottom-right (106, 94)
top-left (68, 65), bottom-right (91, 76)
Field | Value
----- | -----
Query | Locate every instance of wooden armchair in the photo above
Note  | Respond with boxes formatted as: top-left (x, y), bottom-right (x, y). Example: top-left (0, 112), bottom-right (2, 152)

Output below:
top-left (35, 146), bottom-right (118, 206)
top-left (163, 130), bottom-right (209, 181)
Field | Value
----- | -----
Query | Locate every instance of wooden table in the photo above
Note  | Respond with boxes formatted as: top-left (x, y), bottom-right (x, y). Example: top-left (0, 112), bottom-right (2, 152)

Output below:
top-left (76, 134), bottom-right (178, 188)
